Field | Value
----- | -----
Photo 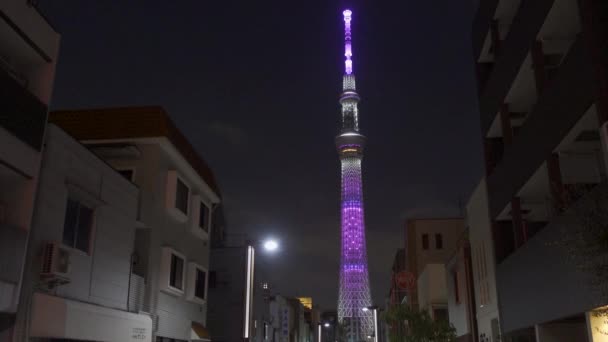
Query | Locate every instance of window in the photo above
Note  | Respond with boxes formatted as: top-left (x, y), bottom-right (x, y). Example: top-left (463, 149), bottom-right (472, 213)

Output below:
top-left (117, 169), bottom-right (134, 181)
top-left (187, 263), bottom-right (208, 303)
top-left (175, 177), bottom-right (189, 214)
top-left (194, 268), bottom-right (207, 301)
top-left (453, 271), bottom-right (460, 304)
top-left (435, 234), bottom-right (443, 249)
top-left (199, 202), bottom-right (209, 232)
top-left (169, 253), bottom-right (184, 290)
top-left (422, 234), bottom-right (429, 250)
top-left (63, 198), bottom-right (94, 252)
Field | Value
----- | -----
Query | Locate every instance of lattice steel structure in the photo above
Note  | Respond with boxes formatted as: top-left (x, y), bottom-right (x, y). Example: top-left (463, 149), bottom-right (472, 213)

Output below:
top-left (336, 9), bottom-right (373, 341)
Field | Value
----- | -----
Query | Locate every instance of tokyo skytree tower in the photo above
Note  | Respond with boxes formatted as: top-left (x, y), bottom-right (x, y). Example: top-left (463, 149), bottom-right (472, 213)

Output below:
top-left (336, 9), bottom-right (373, 340)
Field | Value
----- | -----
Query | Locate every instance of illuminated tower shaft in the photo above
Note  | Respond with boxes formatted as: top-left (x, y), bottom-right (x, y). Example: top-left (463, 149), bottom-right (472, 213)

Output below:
top-left (336, 9), bottom-right (373, 340)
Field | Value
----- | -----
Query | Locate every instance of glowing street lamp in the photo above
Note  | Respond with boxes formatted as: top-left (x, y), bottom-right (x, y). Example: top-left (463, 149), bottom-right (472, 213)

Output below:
top-left (244, 237), bottom-right (281, 340)
top-left (262, 239), bottom-right (279, 252)
top-left (362, 306), bottom-right (379, 342)
top-left (324, 322), bottom-right (331, 328)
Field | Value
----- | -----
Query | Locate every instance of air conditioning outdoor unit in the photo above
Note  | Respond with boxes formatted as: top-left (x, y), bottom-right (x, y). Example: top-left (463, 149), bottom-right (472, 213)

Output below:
top-left (40, 242), bottom-right (71, 285)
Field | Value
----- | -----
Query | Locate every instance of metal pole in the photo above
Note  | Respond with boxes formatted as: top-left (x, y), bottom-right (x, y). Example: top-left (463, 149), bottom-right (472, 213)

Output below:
top-left (318, 323), bottom-right (322, 342)
top-left (373, 308), bottom-right (378, 342)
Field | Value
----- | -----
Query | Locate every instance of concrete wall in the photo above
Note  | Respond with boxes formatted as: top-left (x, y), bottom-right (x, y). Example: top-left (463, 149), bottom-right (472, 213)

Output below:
top-left (496, 184), bottom-right (606, 333)
top-left (104, 140), bottom-right (218, 340)
top-left (467, 179), bottom-right (500, 341)
top-left (417, 263), bottom-right (447, 313)
top-left (12, 125), bottom-right (139, 339)
top-left (447, 249), bottom-right (471, 338)
top-left (408, 218), bottom-right (466, 276)
top-left (32, 125), bottom-right (138, 306)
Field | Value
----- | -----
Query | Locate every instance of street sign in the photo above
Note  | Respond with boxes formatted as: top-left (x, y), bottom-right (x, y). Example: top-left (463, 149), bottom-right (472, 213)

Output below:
top-left (395, 271), bottom-right (416, 290)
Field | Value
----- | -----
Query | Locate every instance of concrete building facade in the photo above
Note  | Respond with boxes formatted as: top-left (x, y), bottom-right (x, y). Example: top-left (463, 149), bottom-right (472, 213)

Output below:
top-left (269, 295), bottom-right (312, 342)
top-left (49, 107), bottom-right (221, 341)
top-left (471, 0), bottom-right (608, 340)
top-left (0, 1), bottom-right (59, 339)
top-left (445, 228), bottom-right (478, 342)
top-left (403, 218), bottom-right (466, 320)
top-left (13, 125), bottom-right (151, 342)
top-left (466, 180), bottom-right (500, 342)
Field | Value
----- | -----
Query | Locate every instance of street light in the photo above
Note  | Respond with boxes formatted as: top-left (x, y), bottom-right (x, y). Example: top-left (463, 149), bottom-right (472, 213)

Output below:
top-left (317, 323), bottom-right (322, 342)
top-left (324, 322), bottom-right (331, 328)
top-left (244, 238), bottom-right (281, 341)
top-left (362, 306), bottom-right (379, 342)
top-left (262, 238), bottom-right (279, 252)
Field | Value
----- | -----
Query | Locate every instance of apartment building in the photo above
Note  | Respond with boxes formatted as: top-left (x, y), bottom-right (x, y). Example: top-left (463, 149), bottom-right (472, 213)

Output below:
top-left (0, 1), bottom-right (59, 339)
top-left (471, 0), bottom-right (608, 340)
top-left (14, 124), bottom-right (151, 341)
top-left (403, 218), bottom-right (466, 320)
top-left (50, 107), bottom-right (221, 341)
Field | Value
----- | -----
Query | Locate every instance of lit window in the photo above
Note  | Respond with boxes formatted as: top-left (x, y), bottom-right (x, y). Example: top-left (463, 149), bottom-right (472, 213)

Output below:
top-left (63, 198), bottom-right (94, 253)
top-left (175, 178), bottom-right (189, 215)
top-left (169, 253), bottom-right (184, 290)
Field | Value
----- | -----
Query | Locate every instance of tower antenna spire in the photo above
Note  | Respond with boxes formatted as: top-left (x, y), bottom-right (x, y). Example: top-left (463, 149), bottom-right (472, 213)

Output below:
top-left (336, 8), bottom-right (373, 341)
top-left (343, 9), bottom-right (353, 75)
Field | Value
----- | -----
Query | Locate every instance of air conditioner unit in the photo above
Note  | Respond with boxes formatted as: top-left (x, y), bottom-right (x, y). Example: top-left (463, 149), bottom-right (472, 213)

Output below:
top-left (40, 242), bottom-right (71, 285)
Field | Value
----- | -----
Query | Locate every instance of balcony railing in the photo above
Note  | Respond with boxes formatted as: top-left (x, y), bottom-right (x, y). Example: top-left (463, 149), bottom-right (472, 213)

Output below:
top-left (0, 67), bottom-right (47, 151)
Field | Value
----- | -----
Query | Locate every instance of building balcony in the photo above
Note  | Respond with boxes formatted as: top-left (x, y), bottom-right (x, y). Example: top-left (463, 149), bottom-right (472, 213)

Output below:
top-left (477, 0), bottom-right (555, 134)
top-left (0, 66), bottom-right (47, 151)
top-left (495, 181), bottom-right (608, 333)
top-left (492, 103), bottom-right (605, 263)
top-left (485, 36), bottom-right (595, 220)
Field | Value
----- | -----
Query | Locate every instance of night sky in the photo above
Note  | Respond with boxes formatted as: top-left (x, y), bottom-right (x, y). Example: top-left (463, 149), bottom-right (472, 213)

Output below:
top-left (39, 1), bottom-right (483, 310)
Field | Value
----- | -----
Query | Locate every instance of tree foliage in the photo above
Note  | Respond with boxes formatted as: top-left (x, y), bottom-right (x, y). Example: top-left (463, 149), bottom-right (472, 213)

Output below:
top-left (384, 304), bottom-right (456, 342)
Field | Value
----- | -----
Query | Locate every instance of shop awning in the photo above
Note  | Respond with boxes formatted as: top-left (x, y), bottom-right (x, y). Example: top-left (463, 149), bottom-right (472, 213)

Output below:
top-left (191, 321), bottom-right (211, 341)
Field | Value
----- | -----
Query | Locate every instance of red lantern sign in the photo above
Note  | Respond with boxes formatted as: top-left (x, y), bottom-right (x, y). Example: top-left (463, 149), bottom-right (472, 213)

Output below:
top-left (395, 271), bottom-right (416, 290)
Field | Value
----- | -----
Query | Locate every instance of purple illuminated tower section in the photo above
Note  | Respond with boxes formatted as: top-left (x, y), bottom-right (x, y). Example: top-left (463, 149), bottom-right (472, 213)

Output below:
top-left (336, 9), bottom-right (373, 340)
